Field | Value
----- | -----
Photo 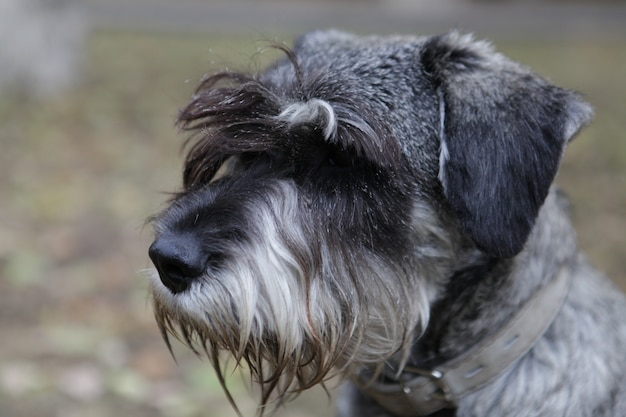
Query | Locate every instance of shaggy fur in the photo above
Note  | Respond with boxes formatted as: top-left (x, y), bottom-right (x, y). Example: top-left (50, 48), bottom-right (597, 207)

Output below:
top-left (148, 30), bottom-right (626, 416)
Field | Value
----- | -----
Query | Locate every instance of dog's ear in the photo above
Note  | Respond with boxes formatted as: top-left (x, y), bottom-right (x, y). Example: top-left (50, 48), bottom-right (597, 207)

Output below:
top-left (421, 32), bottom-right (593, 258)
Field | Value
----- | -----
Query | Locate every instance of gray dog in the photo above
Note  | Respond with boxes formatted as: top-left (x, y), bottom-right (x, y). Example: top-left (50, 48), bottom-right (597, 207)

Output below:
top-left (148, 30), bottom-right (626, 417)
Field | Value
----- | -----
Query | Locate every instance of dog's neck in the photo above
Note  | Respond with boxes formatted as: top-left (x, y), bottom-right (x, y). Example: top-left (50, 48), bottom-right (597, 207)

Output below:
top-left (413, 255), bottom-right (511, 369)
top-left (356, 189), bottom-right (578, 415)
top-left (415, 189), bottom-right (578, 367)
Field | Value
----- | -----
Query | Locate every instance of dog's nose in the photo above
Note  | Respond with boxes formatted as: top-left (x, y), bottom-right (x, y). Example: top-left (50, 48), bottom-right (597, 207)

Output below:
top-left (149, 234), bottom-right (206, 294)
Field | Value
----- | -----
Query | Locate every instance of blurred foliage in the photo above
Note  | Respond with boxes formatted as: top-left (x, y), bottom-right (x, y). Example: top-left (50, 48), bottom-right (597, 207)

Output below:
top-left (0, 30), bottom-right (624, 417)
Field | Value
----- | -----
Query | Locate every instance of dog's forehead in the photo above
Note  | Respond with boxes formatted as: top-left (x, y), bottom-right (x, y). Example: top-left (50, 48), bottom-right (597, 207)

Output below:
top-left (294, 29), bottom-right (425, 60)
top-left (261, 30), bottom-right (442, 177)
top-left (268, 30), bottom-right (429, 81)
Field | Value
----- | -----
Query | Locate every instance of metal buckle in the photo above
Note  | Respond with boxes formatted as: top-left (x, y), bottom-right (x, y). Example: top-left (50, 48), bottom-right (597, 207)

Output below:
top-left (402, 366), bottom-right (453, 402)
top-left (428, 369), bottom-right (452, 401)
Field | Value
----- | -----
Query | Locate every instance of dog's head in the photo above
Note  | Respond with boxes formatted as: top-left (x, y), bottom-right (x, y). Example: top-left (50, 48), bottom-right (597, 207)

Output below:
top-left (148, 30), bottom-right (592, 410)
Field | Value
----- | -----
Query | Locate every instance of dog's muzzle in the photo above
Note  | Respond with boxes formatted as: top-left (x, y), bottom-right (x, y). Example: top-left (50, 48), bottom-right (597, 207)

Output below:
top-left (149, 233), bottom-right (208, 294)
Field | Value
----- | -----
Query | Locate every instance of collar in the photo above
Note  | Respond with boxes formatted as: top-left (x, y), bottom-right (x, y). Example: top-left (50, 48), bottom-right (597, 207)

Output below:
top-left (356, 266), bottom-right (571, 416)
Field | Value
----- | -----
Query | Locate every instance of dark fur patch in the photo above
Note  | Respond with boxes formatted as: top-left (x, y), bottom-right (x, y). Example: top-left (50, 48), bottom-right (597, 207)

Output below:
top-left (420, 34), bottom-right (591, 257)
top-left (177, 52), bottom-right (404, 192)
top-left (421, 34), bottom-right (484, 79)
top-left (178, 72), bottom-right (284, 189)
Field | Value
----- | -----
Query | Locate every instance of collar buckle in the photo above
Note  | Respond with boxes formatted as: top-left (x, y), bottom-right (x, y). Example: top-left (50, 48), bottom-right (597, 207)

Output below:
top-left (402, 367), bottom-right (451, 402)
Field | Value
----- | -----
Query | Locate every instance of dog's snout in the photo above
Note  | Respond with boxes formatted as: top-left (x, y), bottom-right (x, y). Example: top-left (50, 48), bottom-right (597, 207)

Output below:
top-left (149, 234), bottom-right (206, 294)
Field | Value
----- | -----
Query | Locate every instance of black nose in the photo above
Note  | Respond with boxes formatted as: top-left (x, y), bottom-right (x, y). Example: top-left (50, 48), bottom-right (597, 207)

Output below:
top-left (149, 234), bottom-right (207, 294)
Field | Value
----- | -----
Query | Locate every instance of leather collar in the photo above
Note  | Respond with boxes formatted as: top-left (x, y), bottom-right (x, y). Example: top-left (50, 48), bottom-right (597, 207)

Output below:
top-left (356, 267), bottom-right (571, 416)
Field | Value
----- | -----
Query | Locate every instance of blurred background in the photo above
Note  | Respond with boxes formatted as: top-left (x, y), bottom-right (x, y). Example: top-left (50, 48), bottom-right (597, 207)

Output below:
top-left (0, 0), bottom-right (624, 416)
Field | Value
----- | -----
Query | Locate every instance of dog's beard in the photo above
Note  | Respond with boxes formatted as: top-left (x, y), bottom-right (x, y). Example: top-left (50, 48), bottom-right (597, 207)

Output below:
top-left (150, 181), bottom-right (440, 413)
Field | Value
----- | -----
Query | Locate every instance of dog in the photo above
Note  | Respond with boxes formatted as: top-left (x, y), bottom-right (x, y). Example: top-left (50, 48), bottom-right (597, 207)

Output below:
top-left (148, 30), bottom-right (626, 416)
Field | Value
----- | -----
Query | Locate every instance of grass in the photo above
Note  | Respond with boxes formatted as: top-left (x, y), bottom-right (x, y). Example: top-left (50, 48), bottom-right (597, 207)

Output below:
top-left (0, 29), bottom-right (624, 417)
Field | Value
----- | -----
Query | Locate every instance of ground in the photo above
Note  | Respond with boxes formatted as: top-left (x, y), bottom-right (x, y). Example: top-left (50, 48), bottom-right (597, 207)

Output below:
top-left (0, 29), bottom-right (624, 417)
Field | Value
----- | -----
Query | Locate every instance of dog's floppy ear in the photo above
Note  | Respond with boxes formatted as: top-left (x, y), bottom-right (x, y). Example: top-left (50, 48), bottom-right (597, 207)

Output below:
top-left (421, 32), bottom-right (593, 258)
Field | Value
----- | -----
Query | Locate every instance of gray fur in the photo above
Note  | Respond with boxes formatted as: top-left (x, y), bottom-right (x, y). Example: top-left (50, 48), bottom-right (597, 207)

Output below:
top-left (148, 30), bottom-right (626, 417)
top-left (339, 190), bottom-right (626, 417)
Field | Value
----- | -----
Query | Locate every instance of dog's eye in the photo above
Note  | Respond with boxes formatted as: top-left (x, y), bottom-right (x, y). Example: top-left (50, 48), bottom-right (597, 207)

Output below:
top-left (209, 155), bottom-right (241, 184)
top-left (325, 145), bottom-right (356, 169)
